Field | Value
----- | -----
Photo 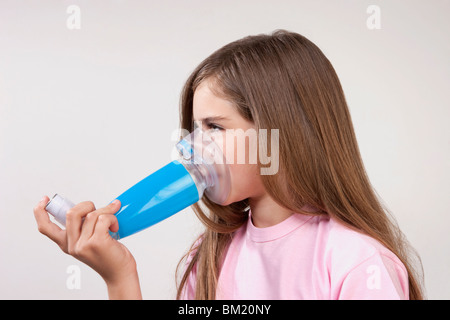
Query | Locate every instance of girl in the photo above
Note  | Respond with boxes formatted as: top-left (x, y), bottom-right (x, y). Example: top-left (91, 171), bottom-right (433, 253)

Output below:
top-left (34, 30), bottom-right (424, 300)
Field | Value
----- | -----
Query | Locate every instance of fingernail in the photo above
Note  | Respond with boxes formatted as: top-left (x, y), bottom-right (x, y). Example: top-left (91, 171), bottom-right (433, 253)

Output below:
top-left (111, 199), bottom-right (119, 205)
top-left (40, 196), bottom-right (46, 203)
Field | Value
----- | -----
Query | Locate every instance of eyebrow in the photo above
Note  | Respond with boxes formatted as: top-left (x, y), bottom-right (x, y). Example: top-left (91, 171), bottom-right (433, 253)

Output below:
top-left (194, 116), bottom-right (229, 122)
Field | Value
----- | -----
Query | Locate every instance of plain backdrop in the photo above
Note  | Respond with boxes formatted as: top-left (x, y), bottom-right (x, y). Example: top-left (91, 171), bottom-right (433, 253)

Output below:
top-left (0, 0), bottom-right (449, 299)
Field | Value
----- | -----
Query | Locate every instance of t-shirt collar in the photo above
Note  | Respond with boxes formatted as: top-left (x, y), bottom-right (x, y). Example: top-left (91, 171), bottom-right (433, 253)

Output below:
top-left (247, 209), bottom-right (314, 242)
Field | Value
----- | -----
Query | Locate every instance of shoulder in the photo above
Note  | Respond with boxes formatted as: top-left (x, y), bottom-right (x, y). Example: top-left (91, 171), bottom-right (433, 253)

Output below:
top-left (314, 216), bottom-right (409, 299)
top-left (324, 217), bottom-right (406, 271)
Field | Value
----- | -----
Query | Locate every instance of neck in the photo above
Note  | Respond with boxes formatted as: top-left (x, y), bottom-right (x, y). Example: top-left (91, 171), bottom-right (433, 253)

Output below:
top-left (248, 192), bottom-right (293, 228)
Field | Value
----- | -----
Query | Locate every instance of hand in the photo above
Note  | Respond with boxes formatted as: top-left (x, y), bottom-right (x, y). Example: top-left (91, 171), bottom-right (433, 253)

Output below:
top-left (34, 196), bottom-right (140, 293)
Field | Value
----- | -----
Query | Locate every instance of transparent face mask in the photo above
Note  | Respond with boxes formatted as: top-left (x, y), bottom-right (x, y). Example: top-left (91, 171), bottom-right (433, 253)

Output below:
top-left (176, 127), bottom-right (231, 205)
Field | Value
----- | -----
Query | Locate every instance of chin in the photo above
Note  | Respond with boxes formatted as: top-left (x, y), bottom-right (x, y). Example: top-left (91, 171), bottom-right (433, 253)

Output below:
top-left (219, 191), bottom-right (248, 207)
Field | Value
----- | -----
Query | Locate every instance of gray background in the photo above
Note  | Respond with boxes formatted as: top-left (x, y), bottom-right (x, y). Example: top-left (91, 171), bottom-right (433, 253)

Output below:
top-left (0, 0), bottom-right (449, 299)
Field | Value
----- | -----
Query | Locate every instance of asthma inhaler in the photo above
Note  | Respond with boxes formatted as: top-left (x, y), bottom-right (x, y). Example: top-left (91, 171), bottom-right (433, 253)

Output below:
top-left (45, 127), bottom-right (230, 239)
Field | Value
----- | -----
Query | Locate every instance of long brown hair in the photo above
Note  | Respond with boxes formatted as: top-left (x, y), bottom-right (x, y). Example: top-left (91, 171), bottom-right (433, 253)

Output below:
top-left (175, 30), bottom-right (424, 300)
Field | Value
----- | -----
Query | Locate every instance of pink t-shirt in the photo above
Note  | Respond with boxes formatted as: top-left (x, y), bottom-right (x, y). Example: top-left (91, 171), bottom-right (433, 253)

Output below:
top-left (181, 211), bottom-right (409, 299)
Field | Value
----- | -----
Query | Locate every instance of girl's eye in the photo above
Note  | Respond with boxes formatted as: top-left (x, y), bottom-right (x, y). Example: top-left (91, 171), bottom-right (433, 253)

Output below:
top-left (207, 123), bottom-right (224, 131)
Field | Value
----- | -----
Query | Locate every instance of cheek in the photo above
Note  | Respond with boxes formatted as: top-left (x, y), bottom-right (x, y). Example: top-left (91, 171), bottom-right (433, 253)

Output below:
top-left (225, 163), bottom-right (264, 204)
top-left (215, 130), bottom-right (259, 166)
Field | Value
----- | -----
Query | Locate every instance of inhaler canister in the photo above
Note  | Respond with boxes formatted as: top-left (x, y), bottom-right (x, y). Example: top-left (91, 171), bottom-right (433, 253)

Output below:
top-left (45, 194), bottom-right (75, 226)
top-left (45, 194), bottom-right (118, 239)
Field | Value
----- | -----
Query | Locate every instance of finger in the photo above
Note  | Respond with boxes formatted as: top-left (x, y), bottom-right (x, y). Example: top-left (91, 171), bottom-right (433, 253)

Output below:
top-left (79, 200), bottom-right (121, 240)
top-left (34, 196), bottom-right (67, 248)
top-left (93, 212), bottom-right (120, 239)
top-left (66, 201), bottom-right (96, 250)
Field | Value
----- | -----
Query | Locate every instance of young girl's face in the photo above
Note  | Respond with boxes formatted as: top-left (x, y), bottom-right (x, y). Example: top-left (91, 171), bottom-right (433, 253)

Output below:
top-left (193, 79), bottom-right (266, 205)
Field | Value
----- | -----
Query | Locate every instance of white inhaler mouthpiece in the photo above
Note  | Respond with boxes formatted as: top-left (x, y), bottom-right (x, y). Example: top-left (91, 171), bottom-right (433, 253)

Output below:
top-left (45, 194), bottom-right (75, 226)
